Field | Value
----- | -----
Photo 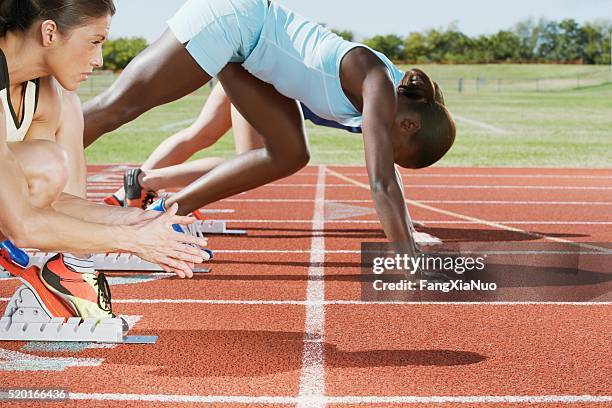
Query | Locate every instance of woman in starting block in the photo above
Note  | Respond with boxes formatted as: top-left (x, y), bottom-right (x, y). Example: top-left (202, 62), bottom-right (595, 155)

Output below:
top-left (0, 0), bottom-right (209, 329)
top-left (84, 0), bottom-right (455, 252)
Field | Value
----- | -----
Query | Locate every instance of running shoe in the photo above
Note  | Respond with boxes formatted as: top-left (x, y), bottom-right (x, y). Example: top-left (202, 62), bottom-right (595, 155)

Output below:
top-left (103, 194), bottom-right (124, 207)
top-left (40, 254), bottom-right (129, 333)
top-left (124, 168), bottom-right (157, 209)
top-left (0, 250), bottom-right (75, 319)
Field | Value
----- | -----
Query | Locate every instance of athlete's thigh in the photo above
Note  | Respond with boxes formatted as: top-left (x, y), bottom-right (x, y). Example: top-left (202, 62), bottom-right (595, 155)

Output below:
top-left (109, 30), bottom-right (212, 109)
top-left (230, 105), bottom-right (264, 154)
top-left (8, 140), bottom-right (67, 182)
top-left (217, 64), bottom-right (307, 156)
top-left (191, 82), bottom-right (233, 143)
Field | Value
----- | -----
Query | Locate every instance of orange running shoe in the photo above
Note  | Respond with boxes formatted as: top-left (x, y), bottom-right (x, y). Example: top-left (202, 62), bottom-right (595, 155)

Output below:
top-left (103, 194), bottom-right (123, 207)
top-left (0, 250), bottom-right (74, 319)
top-left (124, 168), bottom-right (157, 209)
top-left (39, 254), bottom-right (128, 333)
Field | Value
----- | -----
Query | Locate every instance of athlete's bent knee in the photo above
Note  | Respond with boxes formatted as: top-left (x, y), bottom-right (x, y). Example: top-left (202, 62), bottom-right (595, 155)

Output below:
top-left (28, 140), bottom-right (69, 206)
top-left (271, 142), bottom-right (310, 176)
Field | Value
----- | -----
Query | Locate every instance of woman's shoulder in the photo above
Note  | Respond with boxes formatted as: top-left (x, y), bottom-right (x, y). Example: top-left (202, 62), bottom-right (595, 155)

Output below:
top-left (32, 76), bottom-right (63, 125)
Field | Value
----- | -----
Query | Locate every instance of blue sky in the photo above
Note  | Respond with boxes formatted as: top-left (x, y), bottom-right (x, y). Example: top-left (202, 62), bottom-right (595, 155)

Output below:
top-left (110, 0), bottom-right (612, 42)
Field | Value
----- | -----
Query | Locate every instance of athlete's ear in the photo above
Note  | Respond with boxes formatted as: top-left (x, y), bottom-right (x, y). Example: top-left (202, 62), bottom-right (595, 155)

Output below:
top-left (399, 117), bottom-right (421, 133)
top-left (40, 20), bottom-right (59, 47)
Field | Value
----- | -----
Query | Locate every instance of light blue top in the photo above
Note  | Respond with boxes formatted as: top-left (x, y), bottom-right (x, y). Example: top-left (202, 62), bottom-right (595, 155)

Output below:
top-left (243, 2), bottom-right (404, 128)
top-left (168, 0), bottom-right (405, 128)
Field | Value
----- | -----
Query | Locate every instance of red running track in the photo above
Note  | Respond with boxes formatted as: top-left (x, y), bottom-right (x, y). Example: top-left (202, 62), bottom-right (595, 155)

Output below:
top-left (0, 165), bottom-right (610, 407)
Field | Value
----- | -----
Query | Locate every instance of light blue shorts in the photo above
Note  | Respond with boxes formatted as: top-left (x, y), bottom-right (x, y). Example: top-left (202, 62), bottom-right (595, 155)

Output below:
top-left (167, 0), bottom-right (268, 77)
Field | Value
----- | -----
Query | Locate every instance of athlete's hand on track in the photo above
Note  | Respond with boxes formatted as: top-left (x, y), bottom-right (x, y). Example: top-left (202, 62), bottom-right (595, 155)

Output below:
top-left (130, 203), bottom-right (209, 278)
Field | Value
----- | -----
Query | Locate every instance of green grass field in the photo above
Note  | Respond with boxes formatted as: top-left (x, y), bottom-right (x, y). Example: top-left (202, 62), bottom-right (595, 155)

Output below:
top-left (84, 64), bottom-right (612, 167)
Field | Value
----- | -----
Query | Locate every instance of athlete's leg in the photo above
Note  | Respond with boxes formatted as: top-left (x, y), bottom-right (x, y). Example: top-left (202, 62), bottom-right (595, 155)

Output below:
top-left (135, 82), bottom-right (233, 192)
top-left (1, 140), bottom-right (69, 242)
top-left (139, 85), bottom-right (265, 192)
top-left (131, 99), bottom-right (265, 194)
top-left (143, 82), bottom-right (232, 170)
top-left (107, 83), bottom-right (233, 203)
top-left (83, 30), bottom-right (212, 148)
top-left (8, 141), bottom-right (69, 209)
top-left (166, 63), bottom-right (310, 215)
top-left (231, 104), bottom-right (264, 154)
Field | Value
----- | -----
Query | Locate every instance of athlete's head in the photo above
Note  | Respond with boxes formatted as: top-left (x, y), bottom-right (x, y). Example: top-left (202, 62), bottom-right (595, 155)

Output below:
top-left (391, 68), bottom-right (455, 169)
top-left (0, 0), bottom-right (115, 91)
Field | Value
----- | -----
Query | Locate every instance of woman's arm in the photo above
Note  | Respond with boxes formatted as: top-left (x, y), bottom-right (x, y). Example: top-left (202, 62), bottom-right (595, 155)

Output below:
top-left (361, 66), bottom-right (415, 248)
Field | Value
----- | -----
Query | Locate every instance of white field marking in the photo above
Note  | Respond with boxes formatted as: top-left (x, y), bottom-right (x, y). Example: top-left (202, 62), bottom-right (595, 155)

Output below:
top-left (1, 298), bottom-right (610, 306)
top-left (0, 349), bottom-right (103, 370)
top-left (86, 195), bottom-right (611, 207)
top-left (298, 165), bottom-right (326, 408)
top-left (267, 183), bottom-right (612, 190)
top-left (158, 118), bottom-right (196, 132)
top-left (326, 168), bottom-right (611, 254)
top-left (86, 174), bottom-right (116, 183)
top-left (64, 393), bottom-right (612, 404)
top-left (105, 165), bottom-right (131, 172)
top-left (172, 247), bottom-right (598, 255)
top-left (453, 114), bottom-right (509, 134)
top-left (223, 198), bottom-right (612, 204)
top-left (88, 185), bottom-right (120, 191)
top-left (299, 172), bottom-right (612, 180)
top-left (223, 198), bottom-right (612, 205)
top-left (160, 219), bottom-right (612, 225)
top-left (199, 209), bottom-right (235, 214)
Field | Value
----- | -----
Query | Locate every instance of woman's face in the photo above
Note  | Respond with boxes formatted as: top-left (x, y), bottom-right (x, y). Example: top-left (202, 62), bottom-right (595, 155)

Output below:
top-left (45, 14), bottom-right (111, 91)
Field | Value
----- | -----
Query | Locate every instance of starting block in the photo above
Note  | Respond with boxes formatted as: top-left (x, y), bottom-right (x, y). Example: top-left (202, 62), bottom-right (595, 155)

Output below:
top-left (26, 252), bottom-right (211, 273)
top-left (0, 251), bottom-right (156, 344)
top-left (193, 220), bottom-right (246, 236)
top-left (191, 208), bottom-right (246, 235)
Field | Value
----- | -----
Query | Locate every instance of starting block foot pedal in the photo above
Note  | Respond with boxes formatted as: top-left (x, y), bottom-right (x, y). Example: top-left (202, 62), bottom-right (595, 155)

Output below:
top-left (193, 220), bottom-right (246, 236)
top-left (27, 252), bottom-right (211, 273)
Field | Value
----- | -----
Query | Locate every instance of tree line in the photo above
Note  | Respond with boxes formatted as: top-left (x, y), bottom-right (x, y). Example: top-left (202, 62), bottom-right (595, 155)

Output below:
top-left (336, 18), bottom-right (612, 64)
top-left (101, 18), bottom-right (611, 70)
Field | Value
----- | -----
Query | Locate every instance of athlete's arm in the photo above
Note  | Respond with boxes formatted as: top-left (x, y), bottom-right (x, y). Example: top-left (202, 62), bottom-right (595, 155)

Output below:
top-left (360, 67), bottom-right (414, 247)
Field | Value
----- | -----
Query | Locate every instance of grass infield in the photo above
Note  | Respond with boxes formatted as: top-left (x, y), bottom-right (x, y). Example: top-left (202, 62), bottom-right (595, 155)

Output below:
top-left (83, 64), bottom-right (612, 167)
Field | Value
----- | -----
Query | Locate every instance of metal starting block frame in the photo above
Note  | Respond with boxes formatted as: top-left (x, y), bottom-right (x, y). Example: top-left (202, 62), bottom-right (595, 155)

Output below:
top-left (0, 285), bottom-right (156, 344)
top-left (195, 220), bottom-right (246, 236)
top-left (26, 252), bottom-right (211, 273)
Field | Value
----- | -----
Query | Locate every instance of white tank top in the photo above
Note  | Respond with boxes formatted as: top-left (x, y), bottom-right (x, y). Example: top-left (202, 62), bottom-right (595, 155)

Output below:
top-left (0, 49), bottom-right (39, 142)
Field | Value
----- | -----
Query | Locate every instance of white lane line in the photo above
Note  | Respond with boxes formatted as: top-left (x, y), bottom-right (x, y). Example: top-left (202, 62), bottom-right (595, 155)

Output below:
top-left (144, 219), bottom-right (612, 225)
top-left (223, 199), bottom-right (612, 205)
top-left (302, 172), bottom-right (612, 179)
top-left (453, 114), bottom-right (509, 134)
top-left (298, 165), bottom-right (327, 408)
top-left (65, 393), bottom-right (612, 404)
top-left (158, 118), bottom-right (196, 132)
top-left (266, 183), bottom-right (612, 190)
top-left (88, 171), bottom-right (612, 181)
top-left (85, 193), bottom-right (612, 207)
top-left (326, 168), bottom-right (611, 254)
top-left (1, 298), bottom-right (609, 306)
top-left (210, 249), bottom-right (610, 255)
